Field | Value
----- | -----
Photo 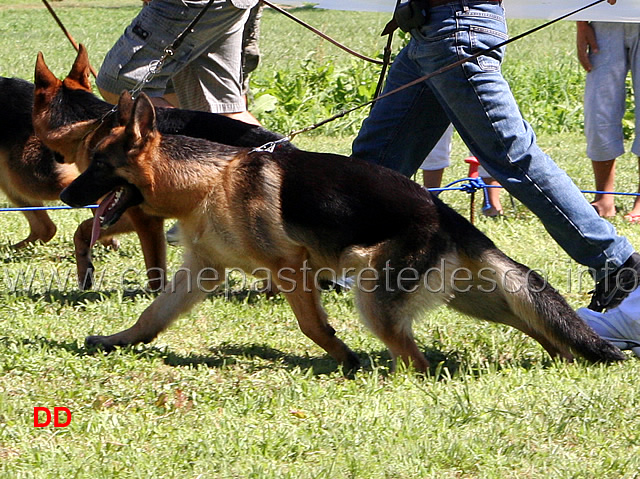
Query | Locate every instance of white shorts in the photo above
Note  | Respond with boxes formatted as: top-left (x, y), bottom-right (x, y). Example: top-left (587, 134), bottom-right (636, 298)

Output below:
top-left (419, 124), bottom-right (454, 170)
top-left (584, 22), bottom-right (640, 162)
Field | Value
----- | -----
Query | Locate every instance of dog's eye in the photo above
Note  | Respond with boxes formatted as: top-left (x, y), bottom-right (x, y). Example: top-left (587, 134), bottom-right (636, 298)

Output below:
top-left (91, 160), bottom-right (109, 172)
top-left (92, 155), bottom-right (108, 169)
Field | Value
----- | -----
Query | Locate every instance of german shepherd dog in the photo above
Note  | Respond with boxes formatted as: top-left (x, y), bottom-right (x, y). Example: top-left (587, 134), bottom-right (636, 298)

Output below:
top-left (60, 92), bottom-right (625, 372)
top-left (30, 45), bottom-right (293, 290)
top-left (0, 75), bottom-right (80, 248)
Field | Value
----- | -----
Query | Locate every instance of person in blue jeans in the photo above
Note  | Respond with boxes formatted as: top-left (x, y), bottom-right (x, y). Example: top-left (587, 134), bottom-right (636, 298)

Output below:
top-left (352, 0), bottom-right (640, 355)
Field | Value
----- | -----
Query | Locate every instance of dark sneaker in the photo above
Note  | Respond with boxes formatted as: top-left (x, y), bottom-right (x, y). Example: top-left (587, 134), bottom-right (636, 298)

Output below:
top-left (588, 252), bottom-right (640, 312)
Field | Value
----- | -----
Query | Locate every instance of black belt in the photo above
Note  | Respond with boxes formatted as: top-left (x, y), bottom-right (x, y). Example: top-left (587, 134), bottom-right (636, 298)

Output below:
top-left (429, 0), bottom-right (500, 7)
top-left (388, 0), bottom-right (502, 35)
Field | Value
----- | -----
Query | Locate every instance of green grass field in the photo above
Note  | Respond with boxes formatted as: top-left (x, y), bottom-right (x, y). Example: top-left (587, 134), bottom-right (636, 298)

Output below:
top-left (2, 1), bottom-right (640, 477)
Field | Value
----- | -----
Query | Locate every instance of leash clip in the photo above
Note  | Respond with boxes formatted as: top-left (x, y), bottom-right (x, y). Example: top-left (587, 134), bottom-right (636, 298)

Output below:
top-left (249, 137), bottom-right (291, 154)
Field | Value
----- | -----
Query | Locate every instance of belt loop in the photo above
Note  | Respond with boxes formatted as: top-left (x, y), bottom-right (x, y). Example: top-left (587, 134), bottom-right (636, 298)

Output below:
top-left (461, 0), bottom-right (469, 13)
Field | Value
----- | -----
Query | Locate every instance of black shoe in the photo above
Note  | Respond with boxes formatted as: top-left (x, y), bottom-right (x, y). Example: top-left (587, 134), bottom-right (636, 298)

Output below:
top-left (588, 252), bottom-right (640, 312)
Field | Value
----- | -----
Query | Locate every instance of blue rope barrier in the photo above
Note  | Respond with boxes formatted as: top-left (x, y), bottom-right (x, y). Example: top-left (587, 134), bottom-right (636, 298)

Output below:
top-left (0, 205), bottom-right (98, 212)
top-left (580, 189), bottom-right (640, 197)
top-left (0, 184), bottom-right (637, 214)
top-left (427, 180), bottom-right (640, 198)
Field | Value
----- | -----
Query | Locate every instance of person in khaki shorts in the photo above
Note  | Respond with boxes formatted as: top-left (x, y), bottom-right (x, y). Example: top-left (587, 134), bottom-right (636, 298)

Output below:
top-left (577, 21), bottom-right (640, 221)
top-left (97, 0), bottom-right (260, 125)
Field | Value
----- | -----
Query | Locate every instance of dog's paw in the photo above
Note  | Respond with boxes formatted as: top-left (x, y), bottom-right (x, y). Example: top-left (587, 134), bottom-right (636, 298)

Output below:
top-left (78, 262), bottom-right (95, 290)
top-left (100, 237), bottom-right (120, 251)
top-left (340, 351), bottom-right (362, 378)
top-left (85, 335), bottom-right (117, 352)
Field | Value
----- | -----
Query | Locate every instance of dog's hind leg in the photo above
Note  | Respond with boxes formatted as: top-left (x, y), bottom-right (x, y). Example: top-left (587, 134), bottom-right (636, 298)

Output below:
top-left (276, 260), bottom-right (360, 372)
top-left (85, 253), bottom-right (214, 350)
top-left (354, 288), bottom-right (429, 373)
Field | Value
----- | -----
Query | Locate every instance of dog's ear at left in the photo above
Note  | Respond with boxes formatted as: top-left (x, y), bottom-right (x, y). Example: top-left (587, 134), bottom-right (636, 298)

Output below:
top-left (64, 44), bottom-right (92, 92)
top-left (126, 93), bottom-right (157, 146)
top-left (34, 52), bottom-right (62, 92)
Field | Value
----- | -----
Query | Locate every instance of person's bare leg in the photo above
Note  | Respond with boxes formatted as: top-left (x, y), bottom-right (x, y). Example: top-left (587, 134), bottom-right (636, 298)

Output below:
top-left (222, 110), bottom-right (261, 126)
top-left (591, 159), bottom-right (617, 217)
top-left (99, 87), bottom-right (259, 125)
top-left (482, 177), bottom-right (504, 217)
top-left (625, 156), bottom-right (640, 222)
top-left (98, 87), bottom-right (178, 108)
top-left (421, 168), bottom-right (445, 189)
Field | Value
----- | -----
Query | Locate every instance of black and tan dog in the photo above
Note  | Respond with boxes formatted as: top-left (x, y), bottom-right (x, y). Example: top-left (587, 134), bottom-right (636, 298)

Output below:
top-left (60, 92), bottom-right (625, 372)
top-left (30, 45), bottom-right (293, 289)
top-left (0, 75), bottom-right (80, 248)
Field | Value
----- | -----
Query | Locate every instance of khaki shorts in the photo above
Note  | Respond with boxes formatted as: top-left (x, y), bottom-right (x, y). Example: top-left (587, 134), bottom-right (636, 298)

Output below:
top-left (97, 0), bottom-right (251, 113)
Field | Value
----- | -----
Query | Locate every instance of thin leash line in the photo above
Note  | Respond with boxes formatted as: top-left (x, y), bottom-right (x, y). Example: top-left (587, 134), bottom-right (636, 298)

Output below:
top-left (41, 0), bottom-right (98, 78)
top-left (260, 0), bottom-right (385, 65)
top-left (373, 0), bottom-right (402, 100)
top-left (285, 0), bottom-right (608, 140)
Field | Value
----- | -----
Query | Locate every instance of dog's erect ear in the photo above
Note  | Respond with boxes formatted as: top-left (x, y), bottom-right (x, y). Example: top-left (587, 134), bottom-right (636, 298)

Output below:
top-left (34, 52), bottom-right (62, 91)
top-left (65, 44), bottom-right (92, 91)
top-left (116, 91), bottom-right (135, 127)
top-left (126, 93), bottom-right (157, 145)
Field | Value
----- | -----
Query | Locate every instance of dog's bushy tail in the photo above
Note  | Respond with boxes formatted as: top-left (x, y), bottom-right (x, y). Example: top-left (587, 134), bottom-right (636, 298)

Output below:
top-left (449, 250), bottom-right (626, 363)
top-left (520, 263), bottom-right (626, 363)
top-left (497, 253), bottom-right (625, 362)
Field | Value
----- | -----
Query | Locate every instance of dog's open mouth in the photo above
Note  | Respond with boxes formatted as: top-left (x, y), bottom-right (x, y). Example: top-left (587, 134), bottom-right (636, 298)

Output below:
top-left (90, 184), bottom-right (143, 248)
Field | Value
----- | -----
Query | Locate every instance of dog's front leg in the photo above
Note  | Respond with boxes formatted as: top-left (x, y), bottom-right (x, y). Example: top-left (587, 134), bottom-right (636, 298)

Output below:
top-left (73, 218), bottom-right (98, 290)
top-left (125, 207), bottom-right (166, 292)
top-left (85, 254), bottom-right (216, 350)
top-left (277, 264), bottom-right (360, 373)
top-left (73, 217), bottom-right (129, 289)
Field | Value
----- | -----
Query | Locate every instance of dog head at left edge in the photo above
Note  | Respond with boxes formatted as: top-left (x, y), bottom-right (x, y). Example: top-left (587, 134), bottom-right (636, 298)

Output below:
top-left (33, 45), bottom-right (111, 167)
top-left (59, 92), bottom-right (157, 229)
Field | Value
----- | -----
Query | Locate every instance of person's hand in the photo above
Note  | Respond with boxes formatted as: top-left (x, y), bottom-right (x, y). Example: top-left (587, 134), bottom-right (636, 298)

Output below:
top-left (577, 21), bottom-right (597, 72)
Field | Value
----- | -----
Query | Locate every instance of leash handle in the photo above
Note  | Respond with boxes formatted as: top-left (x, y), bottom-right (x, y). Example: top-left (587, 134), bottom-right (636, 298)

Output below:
top-left (373, 0), bottom-right (402, 101)
top-left (169, 0), bottom-right (217, 54)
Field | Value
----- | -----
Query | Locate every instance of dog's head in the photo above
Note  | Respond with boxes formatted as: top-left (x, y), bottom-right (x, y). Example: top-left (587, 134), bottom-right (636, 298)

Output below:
top-left (33, 45), bottom-right (113, 167)
top-left (60, 92), bottom-right (159, 244)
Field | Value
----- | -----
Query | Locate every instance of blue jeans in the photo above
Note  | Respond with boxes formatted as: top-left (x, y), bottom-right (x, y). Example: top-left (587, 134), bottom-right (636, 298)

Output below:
top-left (352, 0), bottom-right (634, 280)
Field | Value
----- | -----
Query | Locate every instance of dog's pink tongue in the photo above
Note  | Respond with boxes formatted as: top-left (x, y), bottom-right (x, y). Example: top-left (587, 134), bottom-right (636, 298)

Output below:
top-left (90, 192), bottom-right (116, 248)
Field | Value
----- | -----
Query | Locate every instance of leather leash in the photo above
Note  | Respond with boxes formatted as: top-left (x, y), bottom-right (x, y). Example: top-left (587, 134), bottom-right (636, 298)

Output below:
top-left (41, 0), bottom-right (98, 78)
top-left (260, 0), bottom-right (385, 66)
